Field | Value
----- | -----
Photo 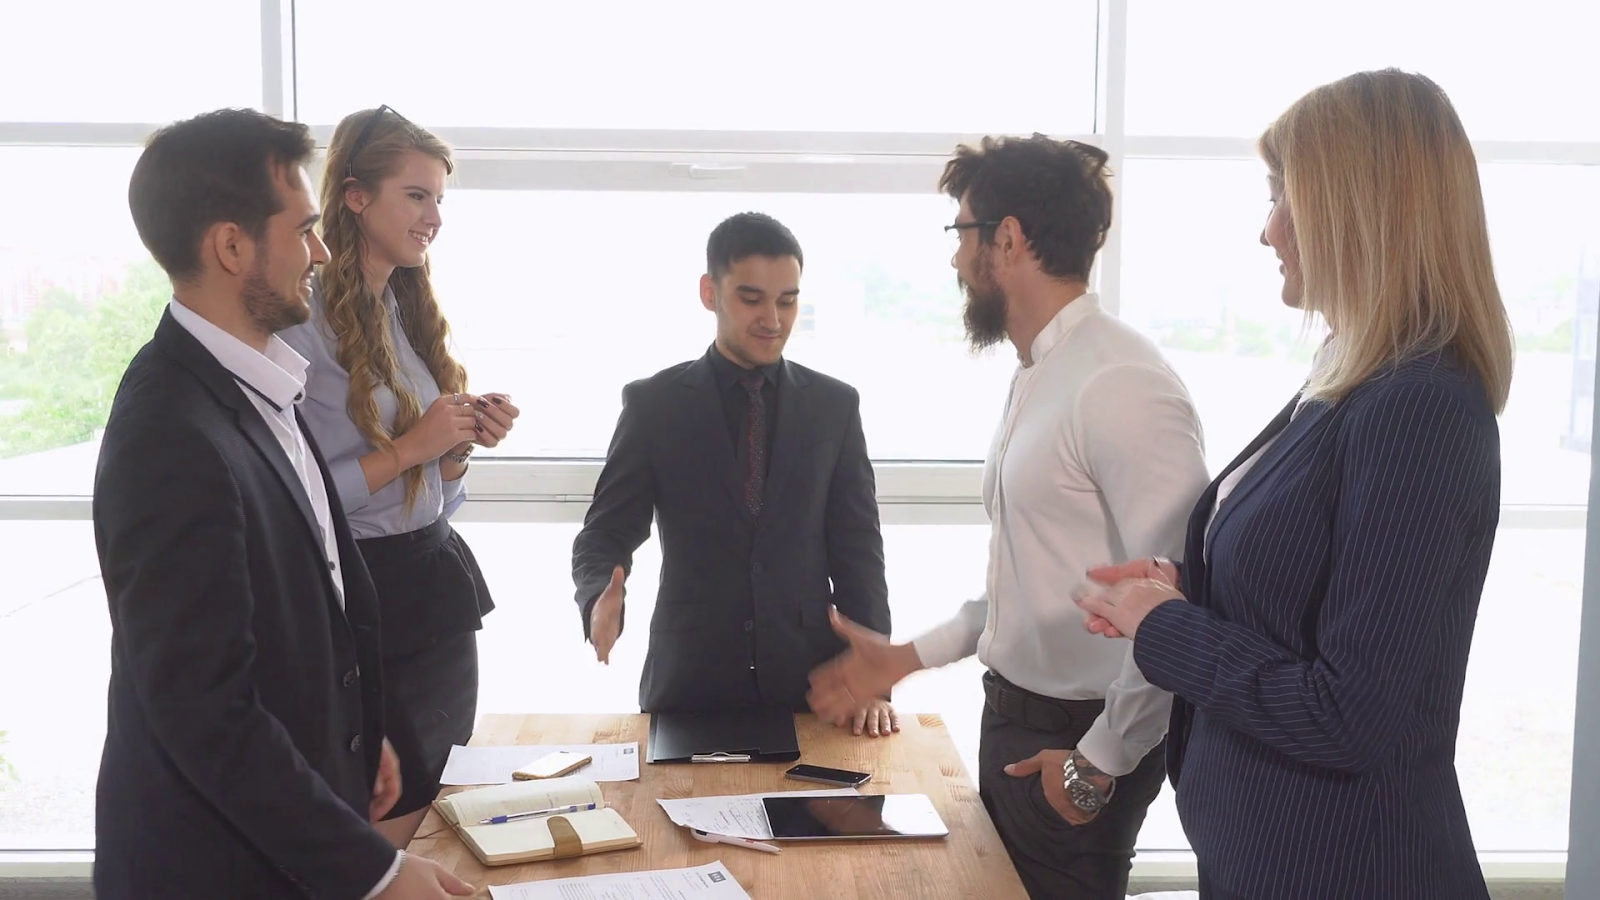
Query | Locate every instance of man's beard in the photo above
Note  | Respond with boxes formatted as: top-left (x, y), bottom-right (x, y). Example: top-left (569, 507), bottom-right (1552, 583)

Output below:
top-left (242, 257), bottom-right (310, 335)
top-left (961, 253), bottom-right (1008, 352)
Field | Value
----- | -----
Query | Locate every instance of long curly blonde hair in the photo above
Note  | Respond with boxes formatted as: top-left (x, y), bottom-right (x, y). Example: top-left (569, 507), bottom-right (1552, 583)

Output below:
top-left (319, 108), bottom-right (466, 507)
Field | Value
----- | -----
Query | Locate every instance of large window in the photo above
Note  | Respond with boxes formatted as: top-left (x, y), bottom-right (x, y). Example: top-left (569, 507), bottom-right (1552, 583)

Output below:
top-left (0, 149), bottom-right (151, 494)
top-left (1124, 0), bottom-right (1600, 141)
top-left (0, 519), bottom-right (1582, 854)
top-left (296, 0), bottom-right (1099, 134)
top-left (1118, 159), bottom-right (1600, 506)
top-left (1, 0), bottom-right (1594, 879)
top-left (0, 2), bottom-right (260, 122)
top-left (428, 190), bottom-right (1013, 459)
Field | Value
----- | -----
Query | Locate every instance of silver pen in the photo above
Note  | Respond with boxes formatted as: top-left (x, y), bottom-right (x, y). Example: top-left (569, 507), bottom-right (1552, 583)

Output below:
top-left (478, 801), bottom-right (599, 825)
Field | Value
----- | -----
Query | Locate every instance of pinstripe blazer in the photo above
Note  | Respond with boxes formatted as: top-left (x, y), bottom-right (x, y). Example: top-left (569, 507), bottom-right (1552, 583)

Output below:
top-left (1133, 349), bottom-right (1499, 900)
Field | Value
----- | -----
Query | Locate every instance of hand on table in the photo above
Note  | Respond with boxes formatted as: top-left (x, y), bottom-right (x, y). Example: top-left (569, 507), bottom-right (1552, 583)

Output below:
top-left (847, 698), bottom-right (900, 738)
top-left (375, 853), bottom-right (474, 899)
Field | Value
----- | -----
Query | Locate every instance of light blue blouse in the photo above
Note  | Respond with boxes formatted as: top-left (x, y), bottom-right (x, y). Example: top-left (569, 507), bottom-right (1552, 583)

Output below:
top-left (280, 276), bottom-right (466, 540)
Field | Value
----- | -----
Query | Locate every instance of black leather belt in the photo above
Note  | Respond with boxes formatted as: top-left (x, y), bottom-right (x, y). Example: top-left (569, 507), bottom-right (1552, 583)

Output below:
top-left (982, 670), bottom-right (1104, 734)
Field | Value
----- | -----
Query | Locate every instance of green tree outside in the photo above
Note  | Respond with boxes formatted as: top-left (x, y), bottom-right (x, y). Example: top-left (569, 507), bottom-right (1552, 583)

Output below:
top-left (0, 259), bottom-right (168, 459)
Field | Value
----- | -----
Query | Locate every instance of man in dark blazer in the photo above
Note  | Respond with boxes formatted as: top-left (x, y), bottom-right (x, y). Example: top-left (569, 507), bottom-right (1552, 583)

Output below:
top-left (94, 109), bottom-right (470, 899)
top-left (572, 213), bottom-right (895, 735)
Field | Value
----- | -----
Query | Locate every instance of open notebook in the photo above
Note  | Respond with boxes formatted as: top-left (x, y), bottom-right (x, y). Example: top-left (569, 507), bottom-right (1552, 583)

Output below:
top-left (432, 776), bottom-right (642, 866)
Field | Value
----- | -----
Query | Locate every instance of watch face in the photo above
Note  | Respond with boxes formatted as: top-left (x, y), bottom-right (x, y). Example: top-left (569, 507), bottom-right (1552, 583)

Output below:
top-left (1066, 777), bottom-right (1105, 812)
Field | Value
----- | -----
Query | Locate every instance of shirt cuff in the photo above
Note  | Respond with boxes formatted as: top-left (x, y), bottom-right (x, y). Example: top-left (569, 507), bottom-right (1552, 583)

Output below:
top-left (332, 456), bottom-right (373, 514)
top-left (441, 467), bottom-right (467, 518)
top-left (912, 618), bottom-right (978, 670)
top-left (361, 850), bottom-right (404, 900)
top-left (1075, 715), bottom-right (1140, 778)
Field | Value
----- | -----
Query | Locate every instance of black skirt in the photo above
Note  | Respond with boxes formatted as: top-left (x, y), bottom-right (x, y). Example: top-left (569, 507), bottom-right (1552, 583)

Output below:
top-left (356, 517), bottom-right (493, 818)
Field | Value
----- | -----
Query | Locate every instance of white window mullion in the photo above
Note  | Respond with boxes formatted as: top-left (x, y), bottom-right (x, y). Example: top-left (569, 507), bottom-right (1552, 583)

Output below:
top-left (1095, 0), bottom-right (1130, 316)
top-left (260, 0), bottom-right (295, 119)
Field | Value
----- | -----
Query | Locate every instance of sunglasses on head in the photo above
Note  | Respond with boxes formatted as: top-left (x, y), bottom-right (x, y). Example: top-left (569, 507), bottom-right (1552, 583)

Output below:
top-left (345, 105), bottom-right (412, 179)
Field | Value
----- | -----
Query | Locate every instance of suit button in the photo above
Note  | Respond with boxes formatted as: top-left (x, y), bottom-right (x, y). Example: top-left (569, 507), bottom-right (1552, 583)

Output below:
top-left (349, 735), bottom-right (363, 753)
top-left (328, 560), bottom-right (337, 572)
top-left (752, 562), bottom-right (765, 575)
top-left (342, 669), bottom-right (358, 688)
top-left (743, 620), bottom-right (754, 632)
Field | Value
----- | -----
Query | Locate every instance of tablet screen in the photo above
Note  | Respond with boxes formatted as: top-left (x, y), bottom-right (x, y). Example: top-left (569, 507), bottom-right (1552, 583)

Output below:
top-left (762, 794), bottom-right (949, 840)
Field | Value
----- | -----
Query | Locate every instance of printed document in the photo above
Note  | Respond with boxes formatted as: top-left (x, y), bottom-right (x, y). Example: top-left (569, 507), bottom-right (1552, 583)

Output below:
top-left (440, 743), bottom-right (640, 785)
top-left (487, 860), bottom-right (750, 899)
top-left (656, 788), bottom-right (859, 840)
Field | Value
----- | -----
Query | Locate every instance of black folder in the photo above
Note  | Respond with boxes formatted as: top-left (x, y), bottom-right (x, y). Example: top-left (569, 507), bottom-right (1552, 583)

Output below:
top-left (646, 708), bottom-right (801, 764)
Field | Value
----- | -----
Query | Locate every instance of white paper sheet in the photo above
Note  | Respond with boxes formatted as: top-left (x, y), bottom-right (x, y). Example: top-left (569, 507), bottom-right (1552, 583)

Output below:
top-left (439, 743), bottom-right (641, 785)
top-left (655, 788), bottom-right (859, 840)
top-left (487, 861), bottom-right (751, 900)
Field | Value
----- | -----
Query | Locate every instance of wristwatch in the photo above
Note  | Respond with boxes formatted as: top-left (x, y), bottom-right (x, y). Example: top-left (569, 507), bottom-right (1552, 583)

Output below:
top-left (1063, 753), bottom-right (1113, 813)
top-left (444, 444), bottom-right (473, 465)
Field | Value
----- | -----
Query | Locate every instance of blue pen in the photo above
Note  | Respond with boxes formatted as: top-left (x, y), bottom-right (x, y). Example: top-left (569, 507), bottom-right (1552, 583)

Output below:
top-left (479, 802), bottom-right (599, 825)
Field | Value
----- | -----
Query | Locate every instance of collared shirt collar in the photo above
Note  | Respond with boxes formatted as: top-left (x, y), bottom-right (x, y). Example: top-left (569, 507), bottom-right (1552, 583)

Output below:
top-left (707, 343), bottom-right (780, 392)
top-left (1023, 292), bottom-right (1101, 367)
top-left (168, 298), bottom-right (308, 410)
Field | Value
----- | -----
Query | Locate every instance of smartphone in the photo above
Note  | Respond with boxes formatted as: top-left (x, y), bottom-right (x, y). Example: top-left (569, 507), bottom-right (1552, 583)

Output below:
top-left (784, 763), bottom-right (872, 787)
top-left (512, 751), bottom-right (592, 780)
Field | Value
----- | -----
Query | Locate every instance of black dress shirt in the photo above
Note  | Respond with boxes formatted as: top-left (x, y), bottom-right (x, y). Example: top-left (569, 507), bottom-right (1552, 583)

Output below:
top-left (706, 345), bottom-right (779, 479)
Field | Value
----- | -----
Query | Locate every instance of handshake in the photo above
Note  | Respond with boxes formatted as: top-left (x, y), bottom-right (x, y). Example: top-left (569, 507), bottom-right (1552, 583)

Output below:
top-left (805, 556), bottom-right (1186, 725)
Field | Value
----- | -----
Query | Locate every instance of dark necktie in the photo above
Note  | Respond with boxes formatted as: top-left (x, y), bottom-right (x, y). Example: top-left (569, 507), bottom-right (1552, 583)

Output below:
top-left (740, 371), bottom-right (767, 517)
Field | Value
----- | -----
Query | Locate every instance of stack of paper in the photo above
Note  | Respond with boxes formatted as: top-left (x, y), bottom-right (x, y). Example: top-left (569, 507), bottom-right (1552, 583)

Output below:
top-left (488, 860), bottom-right (751, 899)
top-left (440, 743), bottom-right (641, 785)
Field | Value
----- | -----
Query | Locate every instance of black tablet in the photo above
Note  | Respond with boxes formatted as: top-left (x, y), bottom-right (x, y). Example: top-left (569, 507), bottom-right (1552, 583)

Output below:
top-left (761, 794), bottom-right (949, 840)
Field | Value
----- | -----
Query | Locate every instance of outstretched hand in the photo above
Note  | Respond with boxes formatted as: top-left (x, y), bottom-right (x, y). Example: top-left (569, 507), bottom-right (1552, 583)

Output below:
top-left (806, 607), bottom-right (922, 727)
top-left (589, 566), bottom-right (625, 664)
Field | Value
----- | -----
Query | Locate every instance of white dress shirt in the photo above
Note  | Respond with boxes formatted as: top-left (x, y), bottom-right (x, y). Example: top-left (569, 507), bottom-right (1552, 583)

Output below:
top-left (167, 300), bottom-right (402, 898)
top-left (912, 294), bottom-right (1211, 776)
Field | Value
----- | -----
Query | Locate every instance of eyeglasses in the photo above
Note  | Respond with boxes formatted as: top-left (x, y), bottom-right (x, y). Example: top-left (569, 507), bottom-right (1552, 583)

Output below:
top-left (345, 104), bottom-right (411, 179)
top-left (944, 220), bottom-right (1002, 249)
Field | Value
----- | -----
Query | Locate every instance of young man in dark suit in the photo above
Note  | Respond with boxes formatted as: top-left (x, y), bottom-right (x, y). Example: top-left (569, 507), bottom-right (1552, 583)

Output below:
top-left (572, 213), bottom-right (896, 736)
top-left (93, 109), bottom-right (470, 899)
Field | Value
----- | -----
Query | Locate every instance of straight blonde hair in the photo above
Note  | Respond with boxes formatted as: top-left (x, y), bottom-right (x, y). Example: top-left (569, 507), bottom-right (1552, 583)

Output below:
top-left (1260, 68), bottom-right (1514, 412)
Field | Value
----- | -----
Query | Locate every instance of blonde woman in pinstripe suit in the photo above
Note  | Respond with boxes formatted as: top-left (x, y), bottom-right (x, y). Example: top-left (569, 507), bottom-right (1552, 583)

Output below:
top-left (1077, 69), bottom-right (1514, 900)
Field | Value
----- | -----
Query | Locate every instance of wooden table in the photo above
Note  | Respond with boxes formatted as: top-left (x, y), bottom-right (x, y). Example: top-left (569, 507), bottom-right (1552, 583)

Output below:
top-left (409, 712), bottom-right (1028, 899)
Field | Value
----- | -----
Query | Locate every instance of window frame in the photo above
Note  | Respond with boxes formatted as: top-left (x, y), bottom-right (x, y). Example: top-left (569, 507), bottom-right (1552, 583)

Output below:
top-left (0, 0), bottom-right (1591, 884)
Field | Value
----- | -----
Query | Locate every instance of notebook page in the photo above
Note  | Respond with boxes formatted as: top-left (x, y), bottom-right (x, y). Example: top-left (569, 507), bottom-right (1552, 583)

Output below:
top-left (438, 776), bottom-right (604, 826)
top-left (463, 808), bottom-right (636, 860)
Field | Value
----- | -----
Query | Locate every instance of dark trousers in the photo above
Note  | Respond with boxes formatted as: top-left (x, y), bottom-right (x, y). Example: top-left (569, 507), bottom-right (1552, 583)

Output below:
top-left (977, 670), bottom-right (1166, 900)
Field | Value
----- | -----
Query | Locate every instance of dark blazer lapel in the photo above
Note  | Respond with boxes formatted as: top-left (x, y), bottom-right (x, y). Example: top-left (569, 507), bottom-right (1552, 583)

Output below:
top-left (678, 356), bottom-right (747, 518)
top-left (1181, 393), bottom-right (1298, 605)
top-left (299, 413), bottom-right (360, 628)
top-left (1206, 391), bottom-right (1319, 548)
top-left (754, 360), bottom-right (810, 542)
top-left (154, 311), bottom-right (329, 568)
